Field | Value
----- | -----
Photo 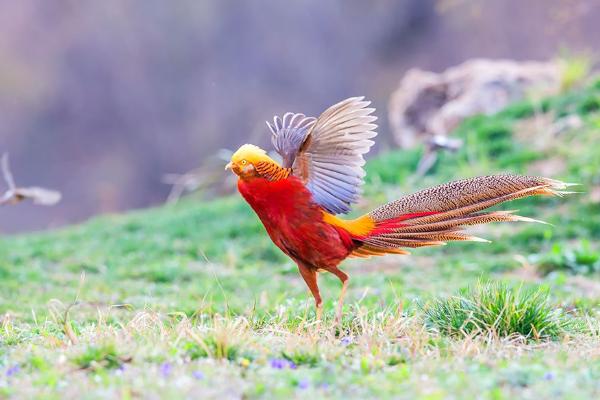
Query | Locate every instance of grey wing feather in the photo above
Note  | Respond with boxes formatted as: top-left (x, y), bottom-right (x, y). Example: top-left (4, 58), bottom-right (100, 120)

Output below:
top-left (293, 97), bottom-right (377, 214)
top-left (267, 112), bottom-right (316, 168)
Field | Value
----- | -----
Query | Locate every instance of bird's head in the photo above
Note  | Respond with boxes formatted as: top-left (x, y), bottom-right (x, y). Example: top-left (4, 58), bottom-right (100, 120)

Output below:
top-left (225, 144), bottom-right (279, 179)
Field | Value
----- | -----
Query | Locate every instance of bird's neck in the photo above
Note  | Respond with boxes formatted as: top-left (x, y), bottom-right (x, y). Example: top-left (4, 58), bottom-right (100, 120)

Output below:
top-left (254, 161), bottom-right (292, 182)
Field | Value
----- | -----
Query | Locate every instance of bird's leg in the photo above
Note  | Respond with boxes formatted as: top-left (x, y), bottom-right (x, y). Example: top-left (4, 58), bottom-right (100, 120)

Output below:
top-left (297, 262), bottom-right (322, 322)
top-left (316, 302), bottom-right (323, 322)
top-left (330, 268), bottom-right (349, 324)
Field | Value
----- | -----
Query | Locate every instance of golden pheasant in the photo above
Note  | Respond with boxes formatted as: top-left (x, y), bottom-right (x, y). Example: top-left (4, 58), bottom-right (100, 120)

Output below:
top-left (225, 97), bottom-right (571, 322)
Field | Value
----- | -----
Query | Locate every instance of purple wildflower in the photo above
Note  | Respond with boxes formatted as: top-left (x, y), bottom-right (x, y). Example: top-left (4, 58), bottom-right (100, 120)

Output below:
top-left (321, 383), bottom-right (330, 390)
top-left (5, 365), bottom-right (20, 377)
top-left (298, 378), bottom-right (310, 389)
top-left (159, 362), bottom-right (172, 377)
top-left (269, 359), bottom-right (287, 369)
top-left (192, 370), bottom-right (205, 380)
top-left (341, 336), bottom-right (353, 346)
top-left (543, 372), bottom-right (555, 381)
top-left (269, 358), bottom-right (296, 370)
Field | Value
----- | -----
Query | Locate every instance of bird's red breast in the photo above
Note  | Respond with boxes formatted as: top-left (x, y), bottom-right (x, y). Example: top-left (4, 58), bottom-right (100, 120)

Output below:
top-left (237, 176), bottom-right (355, 268)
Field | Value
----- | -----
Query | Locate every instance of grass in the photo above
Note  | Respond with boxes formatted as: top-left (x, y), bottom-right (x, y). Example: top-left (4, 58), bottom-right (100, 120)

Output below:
top-left (421, 281), bottom-right (580, 340)
top-left (72, 343), bottom-right (125, 371)
top-left (536, 241), bottom-right (600, 276)
top-left (1, 78), bottom-right (600, 398)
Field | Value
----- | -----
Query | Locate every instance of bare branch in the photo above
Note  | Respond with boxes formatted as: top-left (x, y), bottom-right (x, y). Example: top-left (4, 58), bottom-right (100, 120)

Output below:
top-left (162, 149), bottom-right (233, 203)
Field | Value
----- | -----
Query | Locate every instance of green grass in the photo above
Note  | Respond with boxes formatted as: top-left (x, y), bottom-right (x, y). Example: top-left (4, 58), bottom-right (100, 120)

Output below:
top-left (421, 281), bottom-right (581, 340)
top-left (536, 241), bottom-right (600, 276)
top-left (72, 344), bottom-right (124, 371)
top-left (1, 79), bottom-right (600, 398)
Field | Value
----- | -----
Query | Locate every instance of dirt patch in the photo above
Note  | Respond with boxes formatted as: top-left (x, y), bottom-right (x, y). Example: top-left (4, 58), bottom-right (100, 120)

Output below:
top-left (565, 275), bottom-right (600, 299)
top-left (349, 254), bottom-right (437, 275)
top-left (505, 255), bottom-right (542, 282)
top-left (590, 185), bottom-right (600, 204)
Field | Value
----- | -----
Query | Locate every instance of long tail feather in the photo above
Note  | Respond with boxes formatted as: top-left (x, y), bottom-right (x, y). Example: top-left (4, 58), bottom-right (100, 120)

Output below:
top-left (350, 174), bottom-right (571, 258)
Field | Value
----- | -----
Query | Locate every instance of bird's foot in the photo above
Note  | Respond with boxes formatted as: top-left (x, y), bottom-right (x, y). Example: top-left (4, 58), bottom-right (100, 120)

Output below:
top-left (334, 307), bottom-right (344, 327)
top-left (316, 303), bottom-right (323, 324)
top-left (334, 303), bottom-right (342, 323)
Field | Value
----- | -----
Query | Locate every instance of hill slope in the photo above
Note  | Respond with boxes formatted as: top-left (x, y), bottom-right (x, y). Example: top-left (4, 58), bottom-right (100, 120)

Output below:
top-left (1, 80), bottom-right (600, 398)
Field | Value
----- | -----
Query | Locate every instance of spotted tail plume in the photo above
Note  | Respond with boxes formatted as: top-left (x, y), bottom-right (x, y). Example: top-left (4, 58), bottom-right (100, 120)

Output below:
top-left (351, 174), bottom-right (574, 258)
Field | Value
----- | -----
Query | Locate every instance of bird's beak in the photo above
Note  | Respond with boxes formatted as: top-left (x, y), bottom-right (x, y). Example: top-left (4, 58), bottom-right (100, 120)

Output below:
top-left (225, 161), bottom-right (233, 171)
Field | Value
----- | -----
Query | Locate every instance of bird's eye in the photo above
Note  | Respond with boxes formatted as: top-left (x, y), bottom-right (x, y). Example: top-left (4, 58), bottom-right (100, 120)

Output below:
top-left (241, 160), bottom-right (248, 165)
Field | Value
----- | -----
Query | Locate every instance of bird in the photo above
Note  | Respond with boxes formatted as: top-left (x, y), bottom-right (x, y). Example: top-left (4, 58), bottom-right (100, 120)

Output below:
top-left (225, 97), bottom-right (573, 322)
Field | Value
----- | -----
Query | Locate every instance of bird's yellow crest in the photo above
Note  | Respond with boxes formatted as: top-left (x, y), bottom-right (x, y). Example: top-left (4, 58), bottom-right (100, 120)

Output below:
top-left (226, 144), bottom-right (286, 179)
top-left (230, 144), bottom-right (278, 166)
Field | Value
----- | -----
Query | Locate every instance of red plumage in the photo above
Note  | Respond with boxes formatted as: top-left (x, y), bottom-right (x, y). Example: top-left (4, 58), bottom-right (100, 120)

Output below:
top-left (238, 176), bottom-right (354, 269)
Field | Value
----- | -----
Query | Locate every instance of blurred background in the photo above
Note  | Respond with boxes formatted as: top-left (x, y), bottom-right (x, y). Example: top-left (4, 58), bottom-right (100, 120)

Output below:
top-left (1, 0), bottom-right (599, 234)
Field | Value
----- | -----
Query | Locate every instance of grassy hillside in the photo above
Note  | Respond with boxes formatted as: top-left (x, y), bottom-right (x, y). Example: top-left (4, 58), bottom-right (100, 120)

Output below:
top-left (1, 80), bottom-right (600, 398)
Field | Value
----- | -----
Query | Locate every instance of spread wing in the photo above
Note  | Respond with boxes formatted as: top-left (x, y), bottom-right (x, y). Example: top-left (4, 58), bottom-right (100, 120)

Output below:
top-left (267, 113), bottom-right (316, 168)
top-left (268, 97), bottom-right (377, 214)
